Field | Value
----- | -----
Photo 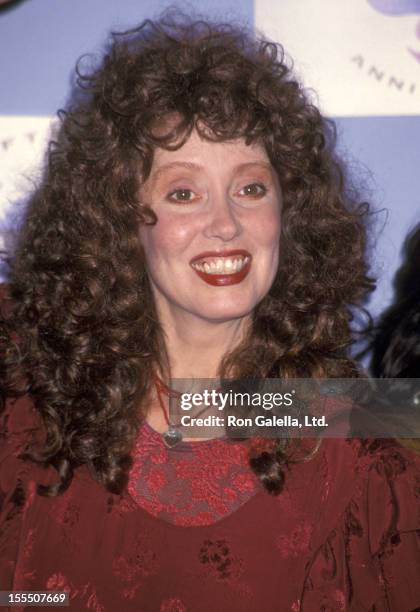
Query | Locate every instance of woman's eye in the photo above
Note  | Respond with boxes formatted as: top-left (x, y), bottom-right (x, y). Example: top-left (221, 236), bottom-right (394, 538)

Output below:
top-left (237, 183), bottom-right (267, 198)
top-left (167, 188), bottom-right (197, 203)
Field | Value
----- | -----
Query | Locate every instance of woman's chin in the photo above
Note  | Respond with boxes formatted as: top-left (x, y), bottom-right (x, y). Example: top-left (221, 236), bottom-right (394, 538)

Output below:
top-left (190, 302), bottom-right (255, 323)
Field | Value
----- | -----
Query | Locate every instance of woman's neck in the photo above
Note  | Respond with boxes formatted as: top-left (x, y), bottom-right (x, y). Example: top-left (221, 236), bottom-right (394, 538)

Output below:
top-left (145, 312), bottom-right (250, 436)
top-left (160, 311), bottom-right (251, 380)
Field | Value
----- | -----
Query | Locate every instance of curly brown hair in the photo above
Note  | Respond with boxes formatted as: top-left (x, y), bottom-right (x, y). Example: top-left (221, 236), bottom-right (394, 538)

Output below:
top-left (0, 14), bottom-right (374, 497)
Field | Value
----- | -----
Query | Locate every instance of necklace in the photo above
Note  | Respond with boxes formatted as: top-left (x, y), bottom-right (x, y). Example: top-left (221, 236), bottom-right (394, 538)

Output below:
top-left (153, 374), bottom-right (220, 448)
top-left (153, 374), bottom-right (184, 448)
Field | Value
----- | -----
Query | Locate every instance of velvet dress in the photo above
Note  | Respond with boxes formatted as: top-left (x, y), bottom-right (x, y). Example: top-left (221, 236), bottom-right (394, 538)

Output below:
top-left (1, 394), bottom-right (420, 611)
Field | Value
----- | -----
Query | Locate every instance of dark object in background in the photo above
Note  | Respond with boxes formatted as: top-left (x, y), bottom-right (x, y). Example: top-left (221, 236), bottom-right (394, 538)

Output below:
top-left (368, 223), bottom-right (420, 450)
top-left (370, 223), bottom-right (420, 379)
top-left (0, 0), bottom-right (28, 12)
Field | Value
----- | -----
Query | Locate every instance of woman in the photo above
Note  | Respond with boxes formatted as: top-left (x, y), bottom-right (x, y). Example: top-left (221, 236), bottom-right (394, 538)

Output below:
top-left (1, 15), bottom-right (419, 611)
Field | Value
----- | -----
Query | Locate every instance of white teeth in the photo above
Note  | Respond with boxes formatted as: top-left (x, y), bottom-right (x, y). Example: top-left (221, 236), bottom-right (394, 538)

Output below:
top-left (192, 256), bottom-right (250, 275)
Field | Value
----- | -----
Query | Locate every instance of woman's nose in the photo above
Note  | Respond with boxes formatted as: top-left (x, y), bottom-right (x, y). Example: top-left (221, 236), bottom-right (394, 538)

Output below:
top-left (203, 198), bottom-right (242, 241)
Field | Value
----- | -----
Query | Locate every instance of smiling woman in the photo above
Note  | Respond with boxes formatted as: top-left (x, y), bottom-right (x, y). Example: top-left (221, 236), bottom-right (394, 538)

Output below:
top-left (1, 12), bottom-right (419, 612)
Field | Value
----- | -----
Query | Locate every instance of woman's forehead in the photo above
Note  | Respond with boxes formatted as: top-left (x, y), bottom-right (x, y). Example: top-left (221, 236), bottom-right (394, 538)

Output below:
top-left (150, 129), bottom-right (270, 168)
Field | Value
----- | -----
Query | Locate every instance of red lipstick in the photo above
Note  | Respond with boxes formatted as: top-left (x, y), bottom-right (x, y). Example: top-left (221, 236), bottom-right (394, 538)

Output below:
top-left (190, 249), bottom-right (252, 287)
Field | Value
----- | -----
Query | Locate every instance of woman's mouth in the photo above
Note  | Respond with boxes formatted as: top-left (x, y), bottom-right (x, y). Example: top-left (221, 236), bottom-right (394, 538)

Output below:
top-left (190, 250), bottom-right (252, 286)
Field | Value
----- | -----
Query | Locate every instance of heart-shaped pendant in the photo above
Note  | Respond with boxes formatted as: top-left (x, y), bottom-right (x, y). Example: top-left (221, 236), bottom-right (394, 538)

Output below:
top-left (163, 426), bottom-right (183, 448)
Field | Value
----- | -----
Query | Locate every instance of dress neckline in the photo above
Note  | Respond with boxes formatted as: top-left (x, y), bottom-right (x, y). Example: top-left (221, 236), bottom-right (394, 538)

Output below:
top-left (127, 420), bottom-right (261, 526)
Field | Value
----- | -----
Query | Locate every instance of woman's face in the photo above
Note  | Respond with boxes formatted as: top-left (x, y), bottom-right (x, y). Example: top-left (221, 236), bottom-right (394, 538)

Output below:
top-left (139, 130), bottom-right (282, 324)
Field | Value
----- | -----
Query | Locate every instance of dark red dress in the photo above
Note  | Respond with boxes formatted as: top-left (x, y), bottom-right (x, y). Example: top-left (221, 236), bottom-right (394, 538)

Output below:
top-left (1, 395), bottom-right (420, 611)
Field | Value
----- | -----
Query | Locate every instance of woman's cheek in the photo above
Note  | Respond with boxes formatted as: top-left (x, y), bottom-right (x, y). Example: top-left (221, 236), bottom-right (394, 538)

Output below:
top-left (155, 214), bottom-right (203, 252)
top-left (252, 212), bottom-right (281, 250)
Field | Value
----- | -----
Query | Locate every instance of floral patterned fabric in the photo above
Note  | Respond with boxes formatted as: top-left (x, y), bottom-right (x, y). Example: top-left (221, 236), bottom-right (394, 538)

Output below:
top-left (128, 422), bottom-right (259, 526)
top-left (1, 395), bottom-right (420, 611)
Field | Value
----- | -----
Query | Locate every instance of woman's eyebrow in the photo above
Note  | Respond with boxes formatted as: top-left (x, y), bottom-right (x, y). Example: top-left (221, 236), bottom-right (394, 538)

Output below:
top-left (151, 160), bottom-right (273, 179)
top-left (234, 161), bottom-right (274, 173)
top-left (151, 162), bottom-right (202, 182)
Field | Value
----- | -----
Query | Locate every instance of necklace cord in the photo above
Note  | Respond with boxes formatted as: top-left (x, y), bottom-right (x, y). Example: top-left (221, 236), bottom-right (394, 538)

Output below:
top-left (152, 373), bottom-right (222, 432)
top-left (152, 373), bottom-right (176, 426)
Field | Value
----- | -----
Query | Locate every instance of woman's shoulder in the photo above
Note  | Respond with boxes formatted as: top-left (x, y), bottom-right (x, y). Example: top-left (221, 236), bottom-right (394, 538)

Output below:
top-left (320, 436), bottom-right (420, 523)
top-left (0, 394), bottom-right (57, 590)
top-left (318, 433), bottom-right (420, 474)
top-left (351, 438), bottom-right (420, 549)
top-left (0, 394), bottom-right (45, 493)
top-left (302, 436), bottom-right (420, 562)
top-left (301, 437), bottom-right (420, 610)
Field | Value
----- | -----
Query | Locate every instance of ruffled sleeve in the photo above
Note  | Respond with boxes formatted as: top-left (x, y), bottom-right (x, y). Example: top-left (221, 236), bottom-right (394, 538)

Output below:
top-left (301, 440), bottom-right (420, 611)
top-left (0, 395), bottom-right (43, 588)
